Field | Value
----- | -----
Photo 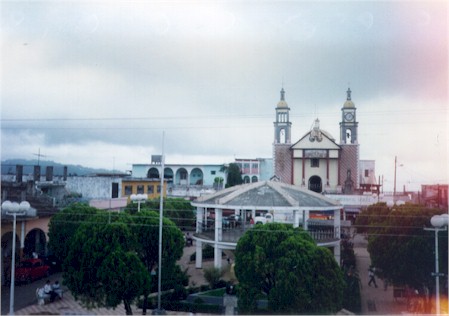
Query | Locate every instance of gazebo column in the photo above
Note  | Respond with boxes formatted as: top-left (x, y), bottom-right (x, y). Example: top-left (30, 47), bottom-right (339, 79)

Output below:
top-left (196, 207), bottom-right (204, 233)
top-left (214, 208), bottom-right (223, 269)
top-left (333, 243), bottom-right (341, 266)
top-left (333, 208), bottom-right (342, 265)
top-left (293, 210), bottom-right (299, 228)
top-left (333, 208), bottom-right (341, 239)
top-left (195, 240), bottom-right (203, 269)
top-left (195, 207), bottom-right (205, 268)
top-left (302, 210), bottom-right (310, 231)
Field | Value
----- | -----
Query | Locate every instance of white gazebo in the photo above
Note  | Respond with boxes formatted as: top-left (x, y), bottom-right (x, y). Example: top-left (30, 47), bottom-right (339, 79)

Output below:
top-left (191, 180), bottom-right (345, 269)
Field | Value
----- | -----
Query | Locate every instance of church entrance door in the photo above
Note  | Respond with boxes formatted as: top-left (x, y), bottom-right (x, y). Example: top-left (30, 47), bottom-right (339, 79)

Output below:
top-left (308, 176), bottom-right (322, 193)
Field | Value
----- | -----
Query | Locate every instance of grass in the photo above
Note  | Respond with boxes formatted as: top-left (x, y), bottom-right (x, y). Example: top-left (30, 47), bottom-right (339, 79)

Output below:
top-left (198, 288), bottom-right (226, 297)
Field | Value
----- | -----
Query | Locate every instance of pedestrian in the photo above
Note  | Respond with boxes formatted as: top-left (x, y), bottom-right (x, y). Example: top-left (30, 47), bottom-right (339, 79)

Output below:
top-left (52, 280), bottom-right (63, 299)
top-left (44, 280), bottom-right (58, 302)
top-left (368, 267), bottom-right (377, 288)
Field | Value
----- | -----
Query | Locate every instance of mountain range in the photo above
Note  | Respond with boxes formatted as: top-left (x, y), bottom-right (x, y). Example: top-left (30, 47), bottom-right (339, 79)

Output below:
top-left (1, 159), bottom-right (119, 176)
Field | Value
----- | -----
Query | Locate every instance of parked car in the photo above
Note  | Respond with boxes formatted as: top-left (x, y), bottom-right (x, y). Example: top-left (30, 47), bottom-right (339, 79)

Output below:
top-left (42, 255), bottom-right (62, 274)
top-left (14, 258), bottom-right (50, 284)
top-left (254, 213), bottom-right (273, 225)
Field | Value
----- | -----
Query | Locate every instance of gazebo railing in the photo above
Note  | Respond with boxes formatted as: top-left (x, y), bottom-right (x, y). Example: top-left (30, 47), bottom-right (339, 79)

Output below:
top-left (195, 224), bottom-right (340, 244)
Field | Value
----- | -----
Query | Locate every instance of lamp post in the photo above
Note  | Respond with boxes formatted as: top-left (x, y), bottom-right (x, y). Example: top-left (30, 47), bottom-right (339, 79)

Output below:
top-left (153, 131), bottom-right (166, 315)
top-left (393, 156), bottom-right (404, 204)
top-left (1, 200), bottom-right (30, 316)
top-left (130, 194), bottom-right (148, 212)
top-left (424, 214), bottom-right (448, 315)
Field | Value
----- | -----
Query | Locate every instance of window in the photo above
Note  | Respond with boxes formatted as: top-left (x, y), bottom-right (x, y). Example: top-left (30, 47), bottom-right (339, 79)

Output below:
top-left (137, 185), bottom-right (144, 194)
top-left (211, 170), bottom-right (216, 175)
top-left (365, 169), bottom-right (369, 177)
top-left (311, 159), bottom-right (319, 168)
top-left (147, 185), bottom-right (154, 194)
top-left (124, 185), bottom-right (132, 195)
top-left (157, 185), bottom-right (161, 193)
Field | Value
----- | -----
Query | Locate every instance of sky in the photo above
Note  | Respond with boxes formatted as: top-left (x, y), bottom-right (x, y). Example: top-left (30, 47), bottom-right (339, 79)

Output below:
top-left (1, 0), bottom-right (447, 192)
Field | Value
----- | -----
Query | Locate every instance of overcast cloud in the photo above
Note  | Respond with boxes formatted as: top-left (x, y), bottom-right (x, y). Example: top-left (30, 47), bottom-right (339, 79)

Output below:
top-left (1, 1), bottom-right (447, 191)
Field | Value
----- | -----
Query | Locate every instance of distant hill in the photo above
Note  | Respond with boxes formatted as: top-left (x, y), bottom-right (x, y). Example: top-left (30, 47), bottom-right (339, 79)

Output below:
top-left (1, 159), bottom-right (119, 176)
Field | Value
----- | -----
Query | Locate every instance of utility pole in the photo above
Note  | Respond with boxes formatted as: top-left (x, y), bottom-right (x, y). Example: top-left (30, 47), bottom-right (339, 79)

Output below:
top-left (393, 156), bottom-right (397, 204)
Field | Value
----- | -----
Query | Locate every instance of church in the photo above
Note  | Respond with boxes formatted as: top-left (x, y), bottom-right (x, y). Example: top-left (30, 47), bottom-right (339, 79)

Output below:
top-left (273, 87), bottom-right (372, 195)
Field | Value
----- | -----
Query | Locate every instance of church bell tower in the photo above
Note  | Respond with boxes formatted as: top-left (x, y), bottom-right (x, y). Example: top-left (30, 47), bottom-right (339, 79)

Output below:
top-left (274, 88), bottom-right (292, 144)
top-left (339, 87), bottom-right (360, 193)
top-left (340, 88), bottom-right (358, 144)
top-left (273, 88), bottom-right (293, 184)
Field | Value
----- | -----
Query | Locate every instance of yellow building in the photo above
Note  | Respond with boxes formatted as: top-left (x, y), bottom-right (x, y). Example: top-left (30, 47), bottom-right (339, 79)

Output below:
top-left (121, 178), bottom-right (167, 200)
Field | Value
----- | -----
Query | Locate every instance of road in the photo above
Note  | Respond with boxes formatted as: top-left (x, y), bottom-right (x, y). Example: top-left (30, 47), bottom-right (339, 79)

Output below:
top-left (1, 272), bottom-right (63, 315)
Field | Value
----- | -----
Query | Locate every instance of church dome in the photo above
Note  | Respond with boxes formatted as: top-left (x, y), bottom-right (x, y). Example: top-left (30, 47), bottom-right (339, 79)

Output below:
top-left (343, 87), bottom-right (355, 108)
top-left (343, 100), bottom-right (355, 108)
top-left (277, 100), bottom-right (289, 108)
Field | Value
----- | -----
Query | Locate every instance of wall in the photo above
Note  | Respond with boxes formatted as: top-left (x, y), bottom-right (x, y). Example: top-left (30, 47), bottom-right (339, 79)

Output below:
top-left (65, 176), bottom-right (122, 199)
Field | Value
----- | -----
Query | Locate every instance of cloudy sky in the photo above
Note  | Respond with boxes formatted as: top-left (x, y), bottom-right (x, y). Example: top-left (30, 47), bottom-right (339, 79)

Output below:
top-left (1, 1), bottom-right (447, 191)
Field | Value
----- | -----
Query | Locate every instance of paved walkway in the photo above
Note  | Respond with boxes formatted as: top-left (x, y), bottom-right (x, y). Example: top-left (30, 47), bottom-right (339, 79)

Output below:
top-left (353, 233), bottom-right (407, 315)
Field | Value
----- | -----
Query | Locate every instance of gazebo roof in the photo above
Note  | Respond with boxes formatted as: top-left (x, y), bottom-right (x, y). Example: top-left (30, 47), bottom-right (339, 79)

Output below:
top-left (192, 181), bottom-right (341, 210)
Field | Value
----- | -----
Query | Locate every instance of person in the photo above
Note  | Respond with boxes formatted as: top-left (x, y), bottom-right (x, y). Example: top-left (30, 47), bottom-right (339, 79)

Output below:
top-left (368, 267), bottom-right (378, 288)
top-left (52, 280), bottom-right (63, 299)
top-left (250, 217), bottom-right (254, 227)
top-left (185, 233), bottom-right (193, 246)
top-left (44, 280), bottom-right (57, 302)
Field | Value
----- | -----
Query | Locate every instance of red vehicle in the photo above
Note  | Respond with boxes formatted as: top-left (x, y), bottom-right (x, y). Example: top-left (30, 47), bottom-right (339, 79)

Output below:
top-left (14, 258), bottom-right (50, 284)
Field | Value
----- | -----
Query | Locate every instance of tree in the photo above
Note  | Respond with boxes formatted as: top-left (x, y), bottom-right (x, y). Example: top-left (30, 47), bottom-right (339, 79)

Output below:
top-left (130, 198), bottom-right (195, 230)
top-left (64, 212), bottom-right (150, 315)
top-left (226, 163), bottom-right (243, 188)
top-left (234, 223), bottom-right (344, 314)
top-left (128, 210), bottom-right (185, 314)
top-left (361, 204), bottom-right (448, 313)
top-left (48, 203), bottom-right (98, 265)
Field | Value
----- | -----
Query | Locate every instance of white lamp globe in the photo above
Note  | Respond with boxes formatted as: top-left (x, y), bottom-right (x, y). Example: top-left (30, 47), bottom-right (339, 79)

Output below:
top-left (19, 201), bottom-right (31, 212)
top-left (430, 215), bottom-right (445, 228)
top-left (2, 201), bottom-right (12, 210)
top-left (9, 202), bottom-right (20, 213)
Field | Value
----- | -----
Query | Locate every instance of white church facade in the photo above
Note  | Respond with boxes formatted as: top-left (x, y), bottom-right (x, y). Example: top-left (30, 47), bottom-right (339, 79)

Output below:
top-left (273, 88), bottom-right (372, 195)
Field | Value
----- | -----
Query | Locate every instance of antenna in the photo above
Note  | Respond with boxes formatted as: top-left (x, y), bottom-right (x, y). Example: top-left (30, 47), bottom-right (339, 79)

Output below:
top-left (32, 148), bottom-right (48, 166)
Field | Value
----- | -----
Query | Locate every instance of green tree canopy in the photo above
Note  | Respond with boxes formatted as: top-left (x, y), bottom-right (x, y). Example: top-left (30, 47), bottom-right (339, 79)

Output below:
top-left (48, 203), bottom-right (98, 264)
top-left (64, 212), bottom-right (150, 315)
top-left (127, 209), bottom-right (186, 314)
top-left (127, 198), bottom-right (195, 230)
top-left (226, 163), bottom-right (243, 188)
top-left (363, 204), bottom-right (448, 293)
top-left (234, 223), bottom-right (344, 314)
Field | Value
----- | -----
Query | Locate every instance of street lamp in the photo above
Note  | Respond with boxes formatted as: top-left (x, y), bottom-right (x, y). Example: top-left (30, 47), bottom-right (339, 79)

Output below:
top-left (424, 214), bottom-right (448, 315)
top-left (153, 131), bottom-right (166, 315)
top-left (130, 194), bottom-right (148, 212)
top-left (1, 200), bottom-right (30, 316)
top-left (393, 156), bottom-right (404, 204)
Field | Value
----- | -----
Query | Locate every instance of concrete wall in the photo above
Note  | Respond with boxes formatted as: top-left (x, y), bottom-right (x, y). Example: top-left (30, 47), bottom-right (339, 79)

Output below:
top-left (65, 176), bottom-right (122, 199)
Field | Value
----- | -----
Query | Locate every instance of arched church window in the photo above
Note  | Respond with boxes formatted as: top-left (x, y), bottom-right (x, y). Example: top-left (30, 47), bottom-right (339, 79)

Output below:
top-left (346, 129), bottom-right (352, 143)
top-left (280, 129), bottom-right (286, 143)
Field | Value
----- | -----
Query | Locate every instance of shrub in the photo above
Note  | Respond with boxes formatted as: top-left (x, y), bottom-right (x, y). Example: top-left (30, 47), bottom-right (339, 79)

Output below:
top-left (203, 267), bottom-right (225, 289)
